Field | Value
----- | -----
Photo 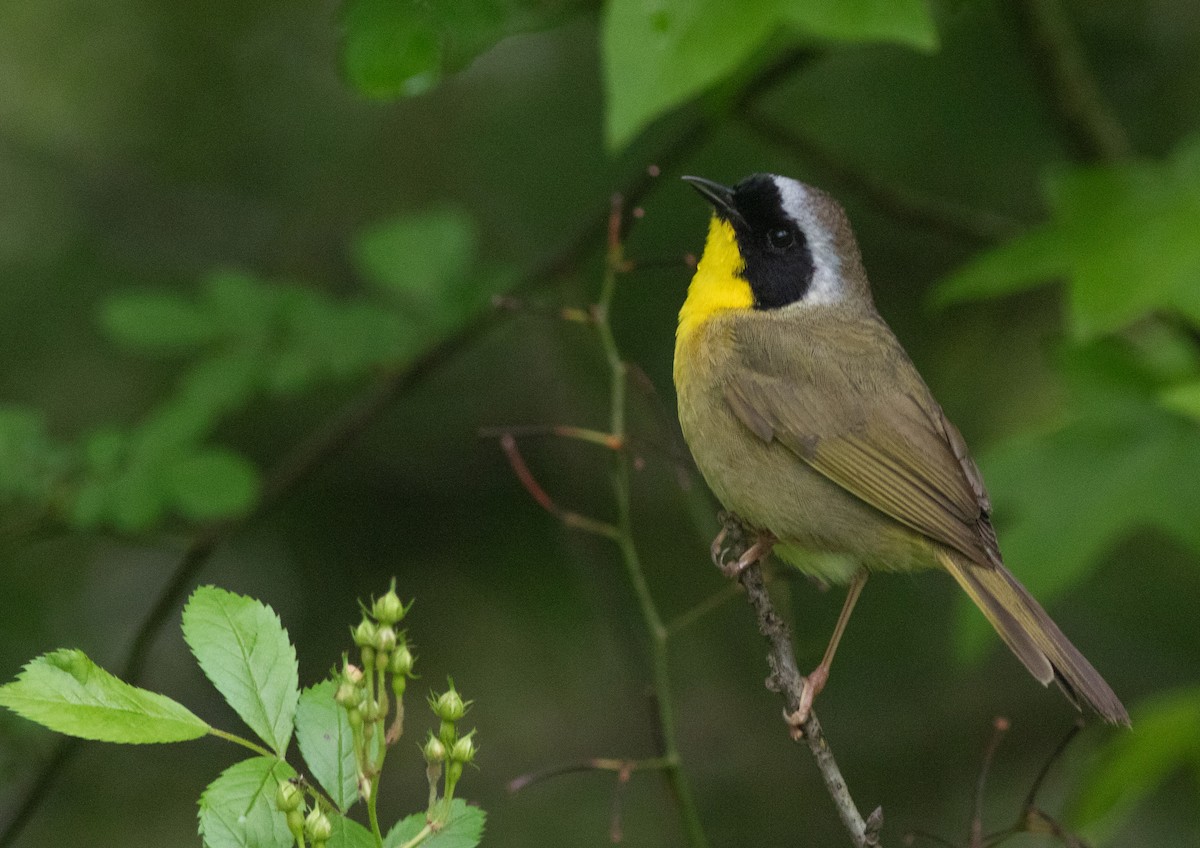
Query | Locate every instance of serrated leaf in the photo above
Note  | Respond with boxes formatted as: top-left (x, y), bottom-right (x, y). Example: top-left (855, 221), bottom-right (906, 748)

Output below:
top-left (0, 649), bottom-right (209, 743)
top-left (295, 680), bottom-right (359, 812)
top-left (328, 814), bottom-right (376, 848)
top-left (1070, 686), bottom-right (1200, 834)
top-left (182, 587), bottom-right (300, 755)
top-left (602, 0), bottom-right (936, 149)
top-left (341, 0), bottom-right (582, 99)
top-left (198, 756), bottom-right (296, 848)
top-left (101, 292), bottom-right (219, 353)
top-left (384, 800), bottom-right (486, 848)
top-left (937, 135), bottom-right (1200, 338)
top-left (165, 449), bottom-right (261, 521)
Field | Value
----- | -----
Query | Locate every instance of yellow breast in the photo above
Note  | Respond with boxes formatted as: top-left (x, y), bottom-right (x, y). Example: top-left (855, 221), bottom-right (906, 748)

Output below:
top-left (674, 217), bottom-right (753, 385)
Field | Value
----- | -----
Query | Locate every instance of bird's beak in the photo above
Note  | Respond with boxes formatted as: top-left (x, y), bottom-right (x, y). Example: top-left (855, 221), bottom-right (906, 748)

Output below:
top-left (681, 176), bottom-right (746, 228)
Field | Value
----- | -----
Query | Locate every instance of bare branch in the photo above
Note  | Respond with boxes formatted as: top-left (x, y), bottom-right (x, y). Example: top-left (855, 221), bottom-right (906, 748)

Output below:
top-left (717, 514), bottom-right (881, 847)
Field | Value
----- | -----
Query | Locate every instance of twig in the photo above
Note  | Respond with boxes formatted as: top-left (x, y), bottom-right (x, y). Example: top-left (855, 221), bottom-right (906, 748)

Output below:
top-left (496, 434), bottom-right (621, 540)
top-left (1009, 0), bottom-right (1131, 162)
top-left (595, 195), bottom-right (710, 848)
top-left (717, 515), bottom-right (880, 847)
top-left (969, 718), bottom-right (1010, 848)
top-left (737, 109), bottom-right (1022, 247)
top-left (907, 720), bottom-right (1091, 848)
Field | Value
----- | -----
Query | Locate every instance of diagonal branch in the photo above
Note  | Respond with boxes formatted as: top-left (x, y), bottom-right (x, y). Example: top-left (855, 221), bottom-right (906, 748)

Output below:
top-left (718, 516), bottom-right (882, 848)
top-left (1009, 0), bottom-right (1132, 162)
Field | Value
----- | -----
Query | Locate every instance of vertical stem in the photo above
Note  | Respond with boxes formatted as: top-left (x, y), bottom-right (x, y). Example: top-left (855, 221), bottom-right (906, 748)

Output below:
top-left (593, 196), bottom-right (710, 848)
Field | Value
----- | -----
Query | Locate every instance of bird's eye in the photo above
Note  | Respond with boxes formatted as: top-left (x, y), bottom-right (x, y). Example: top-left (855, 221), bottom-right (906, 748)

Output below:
top-left (767, 228), bottom-right (794, 250)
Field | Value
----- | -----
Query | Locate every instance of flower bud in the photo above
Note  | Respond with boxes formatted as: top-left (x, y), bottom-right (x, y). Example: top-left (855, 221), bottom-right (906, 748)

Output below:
top-left (375, 625), bottom-right (397, 653)
top-left (430, 686), bottom-right (468, 722)
top-left (335, 682), bottom-right (362, 709)
top-left (389, 645), bottom-right (415, 677)
top-left (342, 662), bottom-right (364, 686)
top-left (423, 734), bottom-right (446, 764)
top-left (352, 618), bottom-right (378, 648)
top-left (372, 584), bottom-right (408, 625)
top-left (275, 780), bottom-right (304, 812)
top-left (450, 732), bottom-right (477, 764)
top-left (305, 807), bottom-right (333, 842)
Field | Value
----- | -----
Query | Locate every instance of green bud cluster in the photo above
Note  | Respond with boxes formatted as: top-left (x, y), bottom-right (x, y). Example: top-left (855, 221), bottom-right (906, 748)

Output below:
top-left (426, 681), bottom-right (477, 817)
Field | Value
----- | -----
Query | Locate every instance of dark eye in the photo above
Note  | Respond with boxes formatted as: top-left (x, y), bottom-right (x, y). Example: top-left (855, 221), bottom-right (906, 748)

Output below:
top-left (767, 228), bottom-right (794, 250)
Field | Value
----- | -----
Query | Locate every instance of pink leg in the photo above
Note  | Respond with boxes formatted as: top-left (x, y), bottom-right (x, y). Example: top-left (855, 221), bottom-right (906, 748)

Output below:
top-left (787, 568), bottom-right (868, 735)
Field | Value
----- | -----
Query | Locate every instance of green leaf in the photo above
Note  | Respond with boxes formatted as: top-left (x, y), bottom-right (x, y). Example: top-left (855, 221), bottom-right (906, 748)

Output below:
top-left (165, 449), bottom-right (261, 521)
top-left (0, 407), bottom-right (68, 503)
top-left (295, 680), bottom-right (359, 812)
top-left (341, 0), bottom-right (583, 99)
top-left (955, 343), bottom-right (1200, 660)
top-left (328, 814), bottom-right (376, 848)
top-left (384, 799), bottom-right (486, 848)
top-left (1070, 686), bottom-right (1200, 834)
top-left (198, 756), bottom-right (297, 848)
top-left (353, 209), bottom-right (506, 338)
top-left (101, 292), bottom-right (220, 353)
top-left (936, 135), bottom-right (1200, 338)
top-left (1160, 379), bottom-right (1200, 422)
top-left (933, 226), bottom-right (1068, 306)
top-left (354, 208), bottom-right (475, 306)
top-left (182, 587), bottom-right (300, 756)
top-left (0, 649), bottom-right (209, 743)
top-left (602, 0), bottom-right (937, 149)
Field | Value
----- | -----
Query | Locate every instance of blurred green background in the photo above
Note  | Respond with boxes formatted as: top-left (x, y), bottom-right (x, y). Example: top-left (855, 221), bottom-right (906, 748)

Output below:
top-left (2, 0), bottom-right (1199, 845)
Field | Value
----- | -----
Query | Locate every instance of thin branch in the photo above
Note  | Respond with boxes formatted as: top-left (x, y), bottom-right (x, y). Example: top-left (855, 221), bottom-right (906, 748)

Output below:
top-left (507, 755), bottom-right (672, 794)
top-left (1009, 0), bottom-right (1132, 162)
top-left (496, 433), bottom-right (621, 540)
top-left (969, 718), bottom-right (1010, 848)
top-left (595, 195), bottom-right (710, 848)
top-left (665, 582), bottom-right (741, 636)
top-left (716, 515), bottom-right (880, 847)
top-left (737, 109), bottom-right (1022, 247)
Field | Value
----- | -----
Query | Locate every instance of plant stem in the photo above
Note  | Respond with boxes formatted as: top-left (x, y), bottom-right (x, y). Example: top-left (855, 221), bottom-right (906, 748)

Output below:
top-left (207, 727), bottom-right (277, 759)
top-left (398, 823), bottom-right (433, 848)
top-left (592, 199), bottom-right (710, 848)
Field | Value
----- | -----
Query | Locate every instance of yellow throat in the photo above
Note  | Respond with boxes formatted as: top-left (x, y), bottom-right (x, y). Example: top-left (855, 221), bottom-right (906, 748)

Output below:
top-left (674, 216), bottom-right (753, 378)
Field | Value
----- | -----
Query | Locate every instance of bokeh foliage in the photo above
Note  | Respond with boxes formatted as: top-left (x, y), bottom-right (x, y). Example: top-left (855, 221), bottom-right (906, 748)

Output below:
top-left (2, 0), bottom-right (1199, 846)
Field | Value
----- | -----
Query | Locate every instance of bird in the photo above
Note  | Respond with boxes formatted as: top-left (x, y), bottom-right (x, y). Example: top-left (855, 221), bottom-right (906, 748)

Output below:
top-left (673, 172), bottom-right (1129, 728)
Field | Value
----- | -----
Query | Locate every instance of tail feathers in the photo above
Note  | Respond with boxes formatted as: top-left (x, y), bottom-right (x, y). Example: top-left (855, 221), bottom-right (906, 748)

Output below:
top-left (938, 549), bottom-right (1130, 727)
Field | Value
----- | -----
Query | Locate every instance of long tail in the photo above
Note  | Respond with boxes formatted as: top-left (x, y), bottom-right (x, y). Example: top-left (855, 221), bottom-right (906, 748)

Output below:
top-left (936, 549), bottom-right (1130, 726)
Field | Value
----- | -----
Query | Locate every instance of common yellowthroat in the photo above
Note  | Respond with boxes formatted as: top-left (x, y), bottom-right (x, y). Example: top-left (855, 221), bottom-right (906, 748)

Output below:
top-left (675, 173), bottom-right (1129, 726)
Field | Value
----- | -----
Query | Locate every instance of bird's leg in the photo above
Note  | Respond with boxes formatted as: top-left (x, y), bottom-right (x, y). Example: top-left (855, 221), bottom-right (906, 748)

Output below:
top-left (787, 568), bottom-right (868, 735)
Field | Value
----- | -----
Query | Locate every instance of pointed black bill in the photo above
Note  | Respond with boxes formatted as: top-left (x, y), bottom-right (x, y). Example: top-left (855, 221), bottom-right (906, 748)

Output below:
top-left (681, 175), bottom-right (746, 228)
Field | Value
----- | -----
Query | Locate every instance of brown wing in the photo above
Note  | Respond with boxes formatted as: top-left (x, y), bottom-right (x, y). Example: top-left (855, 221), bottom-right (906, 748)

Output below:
top-left (724, 314), bottom-right (1001, 568)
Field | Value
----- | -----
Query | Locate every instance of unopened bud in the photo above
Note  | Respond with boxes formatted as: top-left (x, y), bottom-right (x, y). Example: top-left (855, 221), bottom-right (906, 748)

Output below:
top-left (275, 780), bottom-right (303, 812)
top-left (372, 583), bottom-right (408, 625)
top-left (305, 807), bottom-right (333, 842)
top-left (342, 663), bottom-right (364, 685)
top-left (450, 732), bottom-right (477, 764)
top-left (430, 686), bottom-right (468, 722)
top-left (375, 625), bottom-right (397, 653)
top-left (352, 618), bottom-right (378, 648)
top-left (389, 645), bottom-right (415, 677)
top-left (423, 734), bottom-right (446, 764)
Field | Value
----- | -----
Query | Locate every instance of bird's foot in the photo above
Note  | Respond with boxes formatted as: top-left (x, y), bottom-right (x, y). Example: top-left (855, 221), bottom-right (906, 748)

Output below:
top-left (721, 533), bottom-right (774, 578)
top-left (784, 665), bottom-right (829, 740)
